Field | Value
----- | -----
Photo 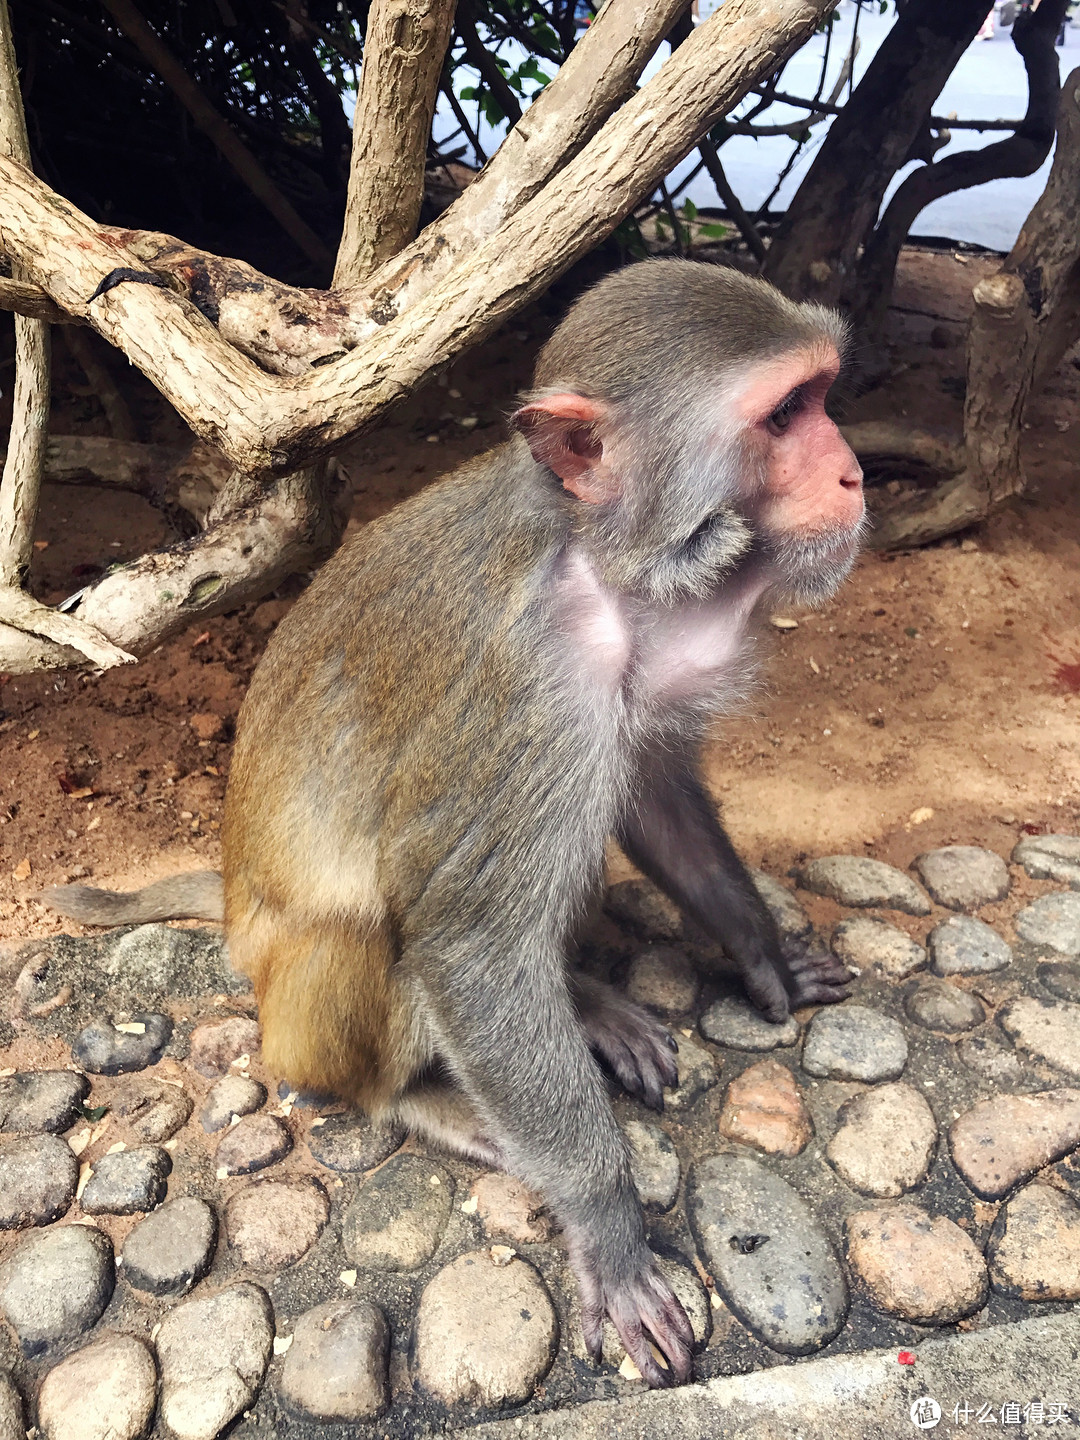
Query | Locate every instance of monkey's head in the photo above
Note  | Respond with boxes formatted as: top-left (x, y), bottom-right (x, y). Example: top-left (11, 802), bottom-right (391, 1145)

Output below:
top-left (513, 260), bottom-right (865, 607)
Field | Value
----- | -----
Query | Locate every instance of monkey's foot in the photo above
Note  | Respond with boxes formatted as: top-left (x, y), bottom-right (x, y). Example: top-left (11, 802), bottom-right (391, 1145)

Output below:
top-left (571, 975), bottom-right (678, 1111)
top-left (575, 1240), bottom-right (695, 1389)
top-left (783, 939), bottom-right (853, 1007)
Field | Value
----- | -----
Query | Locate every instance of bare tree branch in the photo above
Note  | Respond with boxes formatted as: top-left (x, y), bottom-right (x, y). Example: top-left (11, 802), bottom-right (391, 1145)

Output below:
top-left (334, 0), bottom-right (457, 287)
top-left (0, 275), bottom-right (76, 324)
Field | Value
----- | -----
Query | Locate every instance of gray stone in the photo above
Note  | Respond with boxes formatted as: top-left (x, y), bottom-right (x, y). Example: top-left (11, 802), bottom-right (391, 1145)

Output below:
top-left (605, 880), bottom-right (682, 941)
top-left (122, 1196), bottom-right (217, 1296)
top-left (0, 1135), bottom-right (77, 1228)
top-left (949, 1090), bottom-right (1080, 1200)
top-left (624, 1120), bottom-right (681, 1213)
top-left (831, 918), bottom-right (925, 979)
top-left (414, 1251), bottom-right (557, 1406)
top-left (626, 946), bottom-right (700, 1018)
top-left (801, 1005), bottom-right (907, 1082)
top-left (199, 1076), bottom-right (266, 1134)
top-left (749, 870), bottom-right (812, 941)
top-left (0, 1375), bottom-right (21, 1440)
top-left (988, 1182), bottom-right (1080, 1301)
top-left (111, 1076), bottom-right (193, 1143)
top-left (278, 1299), bottom-right (389, 1422)
top-left (72, 1014), bottom-right (173, 1075)
top-left (1014, 891), bottom-right (1080, 956)
top-left (0, 1072), bottom-right (88, 1135)
top-left (215, 1113), bottom-right (292, 1175)
top-left (38, 1333), bottom-right (156, 1440)
top-left (342, 1155), bottom-right (452, 1272)
top-left (957, 1035), bottom-right (1027, 1085)
top-left (157, 1282), bottom-right (273, 1440)
top-left (188, 1016), bottom-right (260, 1079)
top-left (914, 846), bottom-right (1010, 911)
top-left (1013, 833), bottom-right (1080, 889)
top-left (1040, 961), bottom-right (1080, 1002)
top-left (307, 1111), bottom-right (405, 1172)
top-left (225, 1179), bottom-right (329, 1270)
top-left (826, 1083), bottom-right (937, 1197)
top-left (797, 856), bottom-right (930, 915)
top-left (700, 996), bottom-right (798, 1052)
top-left (999, 997), bottom-right (1080, 1080)
top-left (904, 978), bottom-right (985, 1032)
top-left (845, 1203), bottom-right (987, 1324)
top-left (667, 1033), bottom-right (719, 1108)
top-left (81, 1145), bottom-right (171, 1215)
top-left (686, 1152), bottom-right (847, 1355)
top-left (98, 923), bottom-right (193, 993)
top-left (0, 1223), bottom-right (114, 1356)
top-left (929, 915), bottom-right (1013, 975)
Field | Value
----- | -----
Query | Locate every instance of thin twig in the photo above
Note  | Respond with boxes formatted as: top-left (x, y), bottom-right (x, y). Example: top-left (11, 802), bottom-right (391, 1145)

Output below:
top-left (697, 134), bottom-right (766, 263)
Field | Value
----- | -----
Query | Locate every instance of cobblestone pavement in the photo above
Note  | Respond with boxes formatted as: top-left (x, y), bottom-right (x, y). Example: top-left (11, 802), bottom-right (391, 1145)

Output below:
top-left (0, 835), bottom-right (1077, 1438)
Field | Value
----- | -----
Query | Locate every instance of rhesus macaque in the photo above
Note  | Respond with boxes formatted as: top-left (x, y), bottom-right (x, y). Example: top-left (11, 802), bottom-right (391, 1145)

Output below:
top-left (46, 260), bottom-right (864, 1387)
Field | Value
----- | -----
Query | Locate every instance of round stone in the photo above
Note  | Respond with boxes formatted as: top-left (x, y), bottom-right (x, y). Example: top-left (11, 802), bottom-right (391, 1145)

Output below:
top-left (826, 1082), bottom-right (937, 1197)
top-left (797, 856), bottom-right (930, 915)
top-left (278, 1299), bottom-right (389, 1421)
top-left (468, 1174), bottom-right (554, 1244)
top-left (122, 1196), bottom-right (217, 1297)
top-left (625, 946), bottom-right (700, 1017)
top-left (225, 1179), bottom-right (329, 1270)
top-left (998, 998), bottom-right (1080, 1080)
top-left (306, 1111), bottom-right (405, 1172)
top-left (700, 996), bottom-right (798, 1052)
top-left (845, 1203), bottom-right (987, 1323)
top-left (988, 1182), bottom-right (1080, 1301)
top-left (215, 1113), bottom-right (292, 1175)
top-left (904, 978), bottom-right (986, 1033)
top-left (1013, 834), bottom-right (1080, 889)
top-left (38, 1333), bottom-right (156, 1440)
top-left (81, 1145), bottom-right (171, 1215)
top-left (0, 1135), bottom-right (77, 1229)
top-left (0, 1072), bottom-right (89, 1135)
top-left (1014, 892), bottom-right (1080, 956)
top-left (749, 869), bottom-right (812, 941)
top-left (188, 1016), bottom-right (261, 1078)
top-left (957, 1035), bottom-right (1027, 1085)
top-left (624, 1120), bottom-right (681, 1212)
top-left (667, 1033), bottom-right (719, 1108)
top-left (414, 1251), bottom-right (556, 1406)
top-left (686, 1152), bottom-right (847, 1355)
top-left (831, 918), bottom-right (926, 979)
top-left (0, 1224), bottom-right (114, 1356)
top-left (110, 1076), bottom-right (193, 1143)
top-left (199, 1076), bottom-right (266, 1134)
top-left (929, 915), bottom-right (1012, 976)
top-left (949, 1090), bottom-right (1080, 1200)
top-left (0, 1375), bottom-right (21, 1440)
top-left (717, 1059), bottom-right (812, 1158)
top-left (604, 879), bottom-right (682, 941)
top-left (801, 1005), bottom-right (908, 1082)
top-left (157, 1282), bottom-right (273, 1440)
top-left (72, 1014), bottom-right (173, 1075)
top-left (342, 1156), bottom-right (452, 1271)
top-left (914, 846), bottom-right (1010, 911)
top-left (1040, 962), bottom-right (1080, 1003)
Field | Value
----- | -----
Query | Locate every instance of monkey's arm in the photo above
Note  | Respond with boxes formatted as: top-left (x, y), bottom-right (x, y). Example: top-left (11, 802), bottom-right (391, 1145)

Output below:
top-left (408, 920), bottom-right (692, 1386)
top-left (617, 751), bottom-right (850, 1022)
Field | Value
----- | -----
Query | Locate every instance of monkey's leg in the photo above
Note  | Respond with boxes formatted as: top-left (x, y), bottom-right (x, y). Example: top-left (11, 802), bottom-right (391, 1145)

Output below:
top-left (388, 1074), bottom-right (505, 1168)
top-left (618, 753), bottom-right (851, 1022)
top-left (569, 972), bottom-right (678, 1112)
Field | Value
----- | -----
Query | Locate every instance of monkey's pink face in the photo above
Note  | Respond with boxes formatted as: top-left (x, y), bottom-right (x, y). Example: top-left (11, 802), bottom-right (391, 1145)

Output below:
top-left (734, 345), bottom-right (864, 543)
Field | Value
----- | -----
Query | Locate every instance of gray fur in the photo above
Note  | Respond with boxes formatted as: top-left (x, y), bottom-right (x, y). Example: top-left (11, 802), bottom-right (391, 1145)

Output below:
top-left (40, 871), bottom-right (224, 924)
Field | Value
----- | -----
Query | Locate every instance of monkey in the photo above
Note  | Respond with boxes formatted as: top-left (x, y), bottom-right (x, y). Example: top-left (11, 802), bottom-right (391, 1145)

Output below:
top-left (44, 259), bottom-right (864, 1387)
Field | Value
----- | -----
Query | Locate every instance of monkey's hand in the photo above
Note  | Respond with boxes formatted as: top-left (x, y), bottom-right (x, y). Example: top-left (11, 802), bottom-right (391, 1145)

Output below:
top-left (570, 974), bottom-right (678, 1111)
top-left (577, 1242), bottom-right (694, 1388)
top-left (782, 936), bottom-right (853, 1008)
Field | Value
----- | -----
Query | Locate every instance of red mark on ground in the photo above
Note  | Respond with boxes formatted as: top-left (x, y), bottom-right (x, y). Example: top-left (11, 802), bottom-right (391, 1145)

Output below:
top-left (898, 1351), bottom-right (917, 1366)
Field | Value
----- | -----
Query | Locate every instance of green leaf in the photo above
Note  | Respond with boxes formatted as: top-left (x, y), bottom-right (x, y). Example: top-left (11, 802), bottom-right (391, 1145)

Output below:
top-left (78, 1103), bottom-right (109, 1122)
top-left (698, 222), bottom-right (729, 239)
top-left (682, 198), bottom-right (698, 219)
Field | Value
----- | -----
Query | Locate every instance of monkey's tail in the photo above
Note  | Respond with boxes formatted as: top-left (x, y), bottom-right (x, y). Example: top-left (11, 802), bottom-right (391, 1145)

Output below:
top-left (37, 871), bottom-right (225, 925)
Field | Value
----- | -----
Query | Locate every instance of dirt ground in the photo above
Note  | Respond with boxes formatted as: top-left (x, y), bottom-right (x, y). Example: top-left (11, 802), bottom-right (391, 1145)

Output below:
top-left (1, 247), bottom-right (1078, 942)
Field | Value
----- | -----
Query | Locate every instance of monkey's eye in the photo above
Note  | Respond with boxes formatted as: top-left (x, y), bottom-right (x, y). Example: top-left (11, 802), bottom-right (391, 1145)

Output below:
top-left (766, 387), bottom-right (805, 437)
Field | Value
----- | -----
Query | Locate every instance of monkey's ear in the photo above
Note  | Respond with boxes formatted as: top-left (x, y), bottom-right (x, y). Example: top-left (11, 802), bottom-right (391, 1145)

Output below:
top-left (511, 394), bottom-right (617, 504)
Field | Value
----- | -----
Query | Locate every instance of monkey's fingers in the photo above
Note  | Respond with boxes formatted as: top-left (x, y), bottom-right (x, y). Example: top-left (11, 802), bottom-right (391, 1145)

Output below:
top-left (610, 1285), bottom-right (695, 1388)
top-left (785, 944), bottom-right (855, 1007)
